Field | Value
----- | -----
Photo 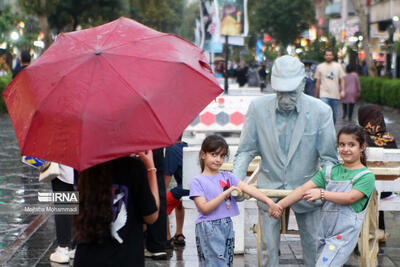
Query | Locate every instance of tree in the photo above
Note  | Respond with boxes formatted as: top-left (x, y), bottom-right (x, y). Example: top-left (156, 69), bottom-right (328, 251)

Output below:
top-left (250, 0), bottom-right (315, 48)
top-left (131, 0), bottom-right (184, 34)
top-left (177, 1), bottom-right (199, 41)
top-left (48, 0), bottom-right (127, 33)
top-left (18, 0), bottom-right (59, 49)
top-left (351, 0), bottom-right (378, 77)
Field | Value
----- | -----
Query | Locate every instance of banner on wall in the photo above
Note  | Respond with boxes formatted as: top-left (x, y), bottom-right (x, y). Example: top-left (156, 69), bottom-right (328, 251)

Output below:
top-left (218, 0), bottom-right (248, 37)
top-left (201, 0), bottom-right (223, 53)
top-left (199, 0), bottom-right (248, 52)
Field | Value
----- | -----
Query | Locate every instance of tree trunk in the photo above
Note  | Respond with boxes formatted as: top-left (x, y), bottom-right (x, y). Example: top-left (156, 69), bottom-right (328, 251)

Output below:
top-left (38, 13), bottom-right (51, 50)
top-left (38, 0), bottom-right (51, 51)
top-left (351, 0), bottom-right (378, 77)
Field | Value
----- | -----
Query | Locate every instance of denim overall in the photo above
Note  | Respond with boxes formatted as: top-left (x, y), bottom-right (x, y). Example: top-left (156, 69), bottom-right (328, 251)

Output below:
top-left (316, 165), bottom-right (372, 266)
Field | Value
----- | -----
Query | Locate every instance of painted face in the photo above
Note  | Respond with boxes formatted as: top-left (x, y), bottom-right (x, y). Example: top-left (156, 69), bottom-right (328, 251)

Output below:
top-left (201, 148), bottom-right (227, 173)
top-left (338, 133), bottom-right (365, 165)
top-left (275, 87), bottom-right (302, 111)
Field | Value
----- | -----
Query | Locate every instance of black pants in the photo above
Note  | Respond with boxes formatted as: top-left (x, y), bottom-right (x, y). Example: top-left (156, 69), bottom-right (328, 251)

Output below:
top-left (379, 192), bottom-right (392, 230)
top-left (342, 103), bottom-right (355, 120)
top-left (146, 149), bottom-right (167, 253)
top-left (51, 178), bottom-right (74, 247)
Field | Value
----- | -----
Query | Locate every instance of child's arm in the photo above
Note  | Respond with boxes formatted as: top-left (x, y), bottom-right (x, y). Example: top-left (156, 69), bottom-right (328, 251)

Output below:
top-left (277, 180), bottom-right (317, 209)
top-left (236, 181), bottom-right (277, 208)
top-left (193, 186), bottom-right (241, 215)
top-left (303, 188), bottom-right (365, 204)
top-left (236, 181), bottom-right (283, 217)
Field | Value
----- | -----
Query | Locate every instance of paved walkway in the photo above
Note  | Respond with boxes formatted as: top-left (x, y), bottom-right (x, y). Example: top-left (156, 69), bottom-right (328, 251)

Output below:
top-left (0, 85), bottom-right (399, 266)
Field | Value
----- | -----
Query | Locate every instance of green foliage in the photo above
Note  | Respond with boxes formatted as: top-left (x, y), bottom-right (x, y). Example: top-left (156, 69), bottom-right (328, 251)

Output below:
top-left (298, 37), bottom-right (341, 62)
top-left (46, 0), bottom-right (185, 35)
top-left (131, 0), bottom-right (184, 34)
top-left (177, 1), bottom-right (199, 41)
top-left (48, 0), bottom-right (126, 32)
top-left (0, 6), bottom-right (20, 45)
top-left (249, 0), bottom-right (314, 47)
top-left (0, 73), bottom-right (12, 113)
top-left (359, 76), bottom-right (400, 108)
top-left (18, 0), bottom-right (59, 15)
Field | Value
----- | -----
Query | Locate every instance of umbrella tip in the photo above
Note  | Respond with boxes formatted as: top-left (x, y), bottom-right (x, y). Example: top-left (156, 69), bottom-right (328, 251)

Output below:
top-left (95, 50), bottom-right (102, 55)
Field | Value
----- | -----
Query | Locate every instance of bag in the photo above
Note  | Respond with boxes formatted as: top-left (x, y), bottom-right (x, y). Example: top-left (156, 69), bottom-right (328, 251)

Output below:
top-left (38, 162), bottom-right (60, 182)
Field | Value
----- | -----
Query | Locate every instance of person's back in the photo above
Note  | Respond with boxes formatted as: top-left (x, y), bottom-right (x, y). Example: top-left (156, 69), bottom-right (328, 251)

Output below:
top-left (12, 51), bottom-right (31, 78)
top-left (74, 156), bottom-right (158, 267)
top-left (247, 64), bottom-right (260, 87)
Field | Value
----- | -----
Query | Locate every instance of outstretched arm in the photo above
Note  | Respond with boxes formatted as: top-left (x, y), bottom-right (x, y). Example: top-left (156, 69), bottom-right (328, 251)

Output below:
top-left (303, 188), bottom-right (365, 204)
top-left (236, 181), bottom-right (282, 217)
top-left (277, 180), bottom-right (317, 209)
top-left (193, 186), bottom-right (242, 215)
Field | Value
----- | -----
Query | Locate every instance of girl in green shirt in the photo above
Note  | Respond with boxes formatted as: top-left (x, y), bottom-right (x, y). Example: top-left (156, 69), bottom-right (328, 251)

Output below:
top-left (273, 125), bottom-right (375, 266)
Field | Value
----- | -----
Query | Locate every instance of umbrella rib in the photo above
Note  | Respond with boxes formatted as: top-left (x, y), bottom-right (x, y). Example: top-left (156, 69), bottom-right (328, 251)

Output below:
top-left (98, 19), bottom-right (123, 50)
top-left (64, 32), bottom-right (96, 51)
top-left (103, 34), bottom-right (170, 52)
top-left (100, 56), bottom-right (175, 145)
top-left (108, 54), bottom-right (219, 89)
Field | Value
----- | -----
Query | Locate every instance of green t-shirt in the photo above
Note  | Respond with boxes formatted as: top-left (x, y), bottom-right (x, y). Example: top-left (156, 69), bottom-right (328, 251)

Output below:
top-left (311, 164), bottom-right (375, 213)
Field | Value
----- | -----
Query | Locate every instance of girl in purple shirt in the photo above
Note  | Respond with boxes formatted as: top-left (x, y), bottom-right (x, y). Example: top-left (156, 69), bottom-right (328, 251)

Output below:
top-left (190, 135), bottom-right (281, 267)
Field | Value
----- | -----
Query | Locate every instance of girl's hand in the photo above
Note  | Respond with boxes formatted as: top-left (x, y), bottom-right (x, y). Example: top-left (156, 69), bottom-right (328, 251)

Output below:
top-left (268, 203), bottom-right (283, 219)
top-left (228, 186), bottom-right (241, 197)
top-left (138, 150), bottom-right (155, 170)
top-left (303, 189), bottom-right (321, 202)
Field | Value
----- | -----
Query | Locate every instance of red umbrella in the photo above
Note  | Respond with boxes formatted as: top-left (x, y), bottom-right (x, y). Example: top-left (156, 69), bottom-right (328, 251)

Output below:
top-left (3, 17), bottom-right (222, 171)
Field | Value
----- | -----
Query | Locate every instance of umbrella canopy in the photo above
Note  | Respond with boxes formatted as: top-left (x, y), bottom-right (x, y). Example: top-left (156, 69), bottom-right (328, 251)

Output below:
top-left (3, 17), bottom-right (222, 171)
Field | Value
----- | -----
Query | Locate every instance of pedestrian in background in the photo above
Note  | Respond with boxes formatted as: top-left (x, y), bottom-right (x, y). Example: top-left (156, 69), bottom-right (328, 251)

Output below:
top-left (73, 152), bottom-right (159, 267)
top-left (12, 51), bottom-right (31, 78)
top-left (164, 137), bottom-right (189, 248)
top-left (258, 62), bottom-right (267, 92)
top-left (49, 165), bottom-right (75, 264)
top-left (342, 64), bottom-right (361, 121)
top-left (315, 48), bottom-right (346, 124)
top-left (358, 104), bottom-right (397, 241)
top-left (144, 148), bottom-right (168, 260)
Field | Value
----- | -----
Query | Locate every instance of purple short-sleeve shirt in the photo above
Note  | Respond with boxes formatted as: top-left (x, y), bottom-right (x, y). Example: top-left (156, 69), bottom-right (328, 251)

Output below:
top-left (189, 171), bottom-right (240, 224)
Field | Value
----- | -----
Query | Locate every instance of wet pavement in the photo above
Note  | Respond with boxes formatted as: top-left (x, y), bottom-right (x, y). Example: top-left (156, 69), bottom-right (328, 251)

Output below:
top-left (0, 85), bottom-right (399, 266)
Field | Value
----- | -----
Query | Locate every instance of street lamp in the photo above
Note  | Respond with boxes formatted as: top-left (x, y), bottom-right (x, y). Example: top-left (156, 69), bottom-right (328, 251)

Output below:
top-left (386, 23), bottom-right (395, 78)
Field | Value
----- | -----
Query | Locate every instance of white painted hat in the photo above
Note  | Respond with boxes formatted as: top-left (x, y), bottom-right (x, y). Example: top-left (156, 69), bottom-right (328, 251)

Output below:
top-left (271, 55), bottom-right (305, 92)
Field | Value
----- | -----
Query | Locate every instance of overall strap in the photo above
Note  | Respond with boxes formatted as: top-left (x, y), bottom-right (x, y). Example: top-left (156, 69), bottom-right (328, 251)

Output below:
top-left (351, 169), bottom-right (372, 183)
top-left (325, 165), bottom-right (333, 183)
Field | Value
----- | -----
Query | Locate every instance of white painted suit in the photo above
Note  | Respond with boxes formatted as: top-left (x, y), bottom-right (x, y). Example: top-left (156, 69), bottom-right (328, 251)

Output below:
top-left (233, 93), bottom-right (337, 267)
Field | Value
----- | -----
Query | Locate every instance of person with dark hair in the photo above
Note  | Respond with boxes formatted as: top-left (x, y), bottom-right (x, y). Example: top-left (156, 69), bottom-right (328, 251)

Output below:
top-left (358, 104), bottom-right (397, 148)
top-left (276, 124), bottom-right (375, 266)
top-left (190, 135), bottom-right (280, 267)
top-left (12, 51), bottom-right (31, 78)
top-left (315, 49), bottom-right (346, 124)
top-left (341, 64), bottom-right (361, 121)
top-left (49, 165), bottom-right (75, 263)
top-left (358, 104), bottom-right (397, 238)
top-left (164, 137), bottom-right (189, 248)
top-left (73, 152), bottom-right (159, 267)
top-left (144, 148), bottom-right (168, 259)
